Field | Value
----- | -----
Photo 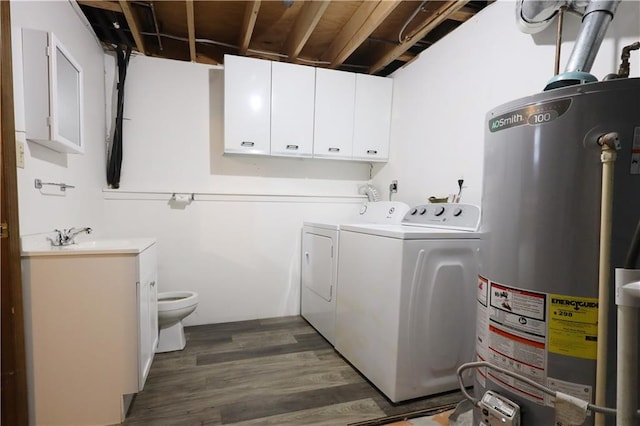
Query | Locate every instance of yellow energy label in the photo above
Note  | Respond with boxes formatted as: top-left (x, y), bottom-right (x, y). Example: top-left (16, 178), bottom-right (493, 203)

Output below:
top-left (548, 294), bottom-right (598, 360)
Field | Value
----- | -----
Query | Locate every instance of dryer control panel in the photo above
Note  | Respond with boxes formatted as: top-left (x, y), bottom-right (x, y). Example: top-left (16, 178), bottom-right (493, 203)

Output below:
top-left (402, 203), bottom-right (480, 231)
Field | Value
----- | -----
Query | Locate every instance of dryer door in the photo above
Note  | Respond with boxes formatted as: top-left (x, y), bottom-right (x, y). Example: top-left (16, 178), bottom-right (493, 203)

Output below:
top-left (302, 231), bottom-right (335, 301)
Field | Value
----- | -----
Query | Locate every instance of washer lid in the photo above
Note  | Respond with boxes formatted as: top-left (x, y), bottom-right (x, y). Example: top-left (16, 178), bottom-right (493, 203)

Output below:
top-left (340, 224), bottom-right (482, 240)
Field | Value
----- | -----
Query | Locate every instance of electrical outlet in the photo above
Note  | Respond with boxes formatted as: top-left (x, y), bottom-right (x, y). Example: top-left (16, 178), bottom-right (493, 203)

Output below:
top-left (390, 180), bottom-right (398, 193)
top-left (16, 140), bottom-right (25, 168)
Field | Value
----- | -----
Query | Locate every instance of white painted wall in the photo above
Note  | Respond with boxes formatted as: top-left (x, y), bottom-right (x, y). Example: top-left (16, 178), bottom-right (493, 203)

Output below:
top-left (13, 0), bottom-right (107, 236)
top-left (102, 54), bottom-right (370, 325)
top-left (374, 0), bottom-right (640, 208)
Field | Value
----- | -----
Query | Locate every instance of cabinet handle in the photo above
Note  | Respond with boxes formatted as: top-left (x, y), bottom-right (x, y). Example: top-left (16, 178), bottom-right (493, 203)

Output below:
top-left (366, 150), bottom-right (378, 155)
top-left (328, 147), bottom-right (340, 152)
top-left (241, 141), bottom-right (255, 147)
top-left (286, 145), bottom-right (299, 150)
top-left (150, 281), bottom-right (156, 287)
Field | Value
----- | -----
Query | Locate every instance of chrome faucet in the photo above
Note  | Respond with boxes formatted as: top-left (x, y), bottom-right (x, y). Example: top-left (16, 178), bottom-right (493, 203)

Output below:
top-left (49, 227), bottom-right (92, 246)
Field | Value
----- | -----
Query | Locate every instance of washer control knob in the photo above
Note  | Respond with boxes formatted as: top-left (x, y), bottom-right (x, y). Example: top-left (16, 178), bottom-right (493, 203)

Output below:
top-left (410, 208), bottom-right (418, 215)
top-left (419, 208), bottom-right (427, 215)
top-left (359, 204), bottom-right (368, 215)
top-left (453, 208), bottom-right (463, 217)
top-left (435, 206), bottom-right (445, 216)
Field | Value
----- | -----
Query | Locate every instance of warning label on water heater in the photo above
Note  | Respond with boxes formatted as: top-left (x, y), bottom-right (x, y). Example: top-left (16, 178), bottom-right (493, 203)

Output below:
top-left (486, 281), bottom-right (548, 404)
top-left (548, 294), bottom-right (599, 359)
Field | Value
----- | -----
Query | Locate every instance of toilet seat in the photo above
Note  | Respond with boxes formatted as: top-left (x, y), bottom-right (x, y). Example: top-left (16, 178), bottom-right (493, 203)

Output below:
top-left (158, 291), bottom-right (198, 312)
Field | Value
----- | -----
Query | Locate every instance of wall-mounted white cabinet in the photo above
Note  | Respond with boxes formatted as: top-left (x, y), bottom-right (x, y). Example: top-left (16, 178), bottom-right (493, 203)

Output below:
top-left (224, 54), bottom-right (271, 155)
top-left (353, 74), bottom-right (393, 161)
top-left (270, 61), bottom-right (315, 157)
top-left (313, 68), bottom-right (356, 160)
top-left (223, 54), bottom-right (393, 162)
top-left (22, 28), bottom-right (83, 154)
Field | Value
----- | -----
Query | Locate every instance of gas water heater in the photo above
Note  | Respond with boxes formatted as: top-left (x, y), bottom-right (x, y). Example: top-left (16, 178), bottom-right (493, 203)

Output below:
top-left (475, 77), bottom-right (640, 425)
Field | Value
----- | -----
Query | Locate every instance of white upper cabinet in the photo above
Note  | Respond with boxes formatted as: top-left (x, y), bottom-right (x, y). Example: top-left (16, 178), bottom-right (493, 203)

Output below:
top-left (224, 54), bottom-right (271, 155)
top-left (22, 29), bottom-right (84, 154)
top-left (353, 74), bottom-right (393, 162)
top-left (270, 61), bottom-right (315, 157)
top-left (313, 68), bottom-right (355, 159)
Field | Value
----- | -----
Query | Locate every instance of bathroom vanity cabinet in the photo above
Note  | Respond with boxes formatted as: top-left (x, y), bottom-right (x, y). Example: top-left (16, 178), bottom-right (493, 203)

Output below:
top-left (21, 239), bottom-right (158, 426)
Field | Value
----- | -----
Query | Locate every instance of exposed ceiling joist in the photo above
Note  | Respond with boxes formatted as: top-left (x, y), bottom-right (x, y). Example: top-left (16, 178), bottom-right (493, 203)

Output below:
top-left (77, 1), bottom-right (493, 77)
top-left (77, 1), bottom-right (122, 13)
top-left (369, 1), bottom-right (470, 74)
top-left (322, 0), bottom-right (401, 68)
top-left (118, 0), bottom-right (146, 54)
top-left (398, 51), bottom-right (416, 62)
top-left (185, 0), bottom-right (197, 62)
top-left (238, 1), bottom-right (261, 55)
top-left (449, 6), bottom-right (477, 22)
top-left (284, 0), bottom-right (330, 61)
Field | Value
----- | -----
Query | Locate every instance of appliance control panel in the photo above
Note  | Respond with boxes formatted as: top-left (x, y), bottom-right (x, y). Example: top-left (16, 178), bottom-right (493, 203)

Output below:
top-left (402, 203), bottom-right (480, 231)
top-left (357, 201), bottom-right (410, 224)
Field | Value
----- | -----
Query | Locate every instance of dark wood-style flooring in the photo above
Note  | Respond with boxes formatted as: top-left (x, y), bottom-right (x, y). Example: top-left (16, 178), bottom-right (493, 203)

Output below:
top-left (122, 316), bottom-right (464, 425)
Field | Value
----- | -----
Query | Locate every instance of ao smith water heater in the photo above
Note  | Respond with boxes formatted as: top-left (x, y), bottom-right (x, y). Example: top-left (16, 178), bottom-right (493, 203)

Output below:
top-left (457, 1), bottom-right (640, 425)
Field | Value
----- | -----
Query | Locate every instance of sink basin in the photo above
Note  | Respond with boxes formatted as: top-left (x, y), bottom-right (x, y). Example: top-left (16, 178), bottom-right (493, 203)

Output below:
top-left (60, 239), bottom-right (137, 250)
top-left (21, 238), bottom-right (156, 256)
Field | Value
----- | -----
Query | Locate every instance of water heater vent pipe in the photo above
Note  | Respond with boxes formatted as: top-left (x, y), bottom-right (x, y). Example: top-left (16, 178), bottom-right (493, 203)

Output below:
top-left (564, 1), bottom-right (621, 73)
top-left (518, 0), bottom-right (622, 89)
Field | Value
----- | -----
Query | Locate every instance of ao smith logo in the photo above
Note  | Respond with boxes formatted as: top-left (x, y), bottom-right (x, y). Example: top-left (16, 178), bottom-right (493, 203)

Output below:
top-left (490, 113), bottom-right (525, 131)
top-left (552, 298), bottom-right (598, 311)
top-left (488, 99), bottom-right (572, 133)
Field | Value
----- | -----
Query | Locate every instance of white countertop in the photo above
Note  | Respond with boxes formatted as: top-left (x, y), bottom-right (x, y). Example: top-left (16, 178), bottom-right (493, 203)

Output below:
top-left (21, 238), bottom-right (156, 257)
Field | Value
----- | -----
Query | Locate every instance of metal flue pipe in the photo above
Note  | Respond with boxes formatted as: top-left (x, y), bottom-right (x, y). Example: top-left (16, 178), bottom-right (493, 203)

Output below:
top-left (564, 1), bottom-right (621, 73)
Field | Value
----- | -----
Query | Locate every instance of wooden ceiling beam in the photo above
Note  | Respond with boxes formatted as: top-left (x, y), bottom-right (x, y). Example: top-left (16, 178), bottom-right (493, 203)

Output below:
top-left (118, 0), bottom-right (146, 54)
top-left (398, 51), bottom-right (416, 62)
top-left (322, 1), bottom-right (378, 64)
top-left (449, 6), bottom-right (476, 22)
top-left (77, 1), bottom-right (122, 13)
top-left (238, 1), bottom-right (261, 55)
top-left (284, 0), bottom-right (330, 61)
top-left (368, 1), bottom-right (469, 74)
top-left (186, 0), bottom-right (197, 62)
top-left (325, 0), bottom-right (401, 69)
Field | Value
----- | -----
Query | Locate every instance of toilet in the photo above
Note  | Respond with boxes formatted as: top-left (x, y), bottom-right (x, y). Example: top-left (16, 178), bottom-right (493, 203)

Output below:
top-left (156, 291), bottom-right (199, 353)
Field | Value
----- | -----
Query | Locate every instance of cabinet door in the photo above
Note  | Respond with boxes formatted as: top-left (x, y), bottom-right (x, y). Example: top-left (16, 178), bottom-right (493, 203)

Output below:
top-left (137, 244), bottom-right (157, 390)
top-left (353, 74), bottom-right (392, 162)
top-left (137, 279), bottom-right (151, 390)
top-left (313, 68), bottom-right (355, 159)
top-left (22, 29), bottom-right (84, 154)
top-left (270, 62), bottom-right (315, 157)
top-left (224, 54), bottom-right (271, 155)
top-left (149, 273), bottom-right (158, 355)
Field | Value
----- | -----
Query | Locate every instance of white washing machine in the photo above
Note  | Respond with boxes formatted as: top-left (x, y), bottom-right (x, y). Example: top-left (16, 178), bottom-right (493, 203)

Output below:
top-left (335, 203), bottom-right (481, 402)
top-left (301, 201), bottom-right (410, 345)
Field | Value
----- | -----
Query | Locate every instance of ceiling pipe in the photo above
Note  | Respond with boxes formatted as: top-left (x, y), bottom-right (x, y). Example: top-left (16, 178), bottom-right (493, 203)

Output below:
top-left (517, 0), bottom-right (568, 34)
top-left (517, 0), bottom-right (621, 90)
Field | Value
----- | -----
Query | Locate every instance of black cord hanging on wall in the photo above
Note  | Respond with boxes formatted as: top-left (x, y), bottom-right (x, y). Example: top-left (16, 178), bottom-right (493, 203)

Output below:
top-left (107, 45), bottom-right (132, 189)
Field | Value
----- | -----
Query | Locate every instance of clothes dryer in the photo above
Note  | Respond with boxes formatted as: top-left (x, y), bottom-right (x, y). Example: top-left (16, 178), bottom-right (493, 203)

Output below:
top-left (335, 203), bottom-right (481, 402)
top-left (301, 201), bottom-right (409, 345)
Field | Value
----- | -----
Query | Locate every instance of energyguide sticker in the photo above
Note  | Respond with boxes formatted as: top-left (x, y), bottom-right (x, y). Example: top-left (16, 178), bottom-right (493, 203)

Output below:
top-left (548, 294), bottom-right (598, 359)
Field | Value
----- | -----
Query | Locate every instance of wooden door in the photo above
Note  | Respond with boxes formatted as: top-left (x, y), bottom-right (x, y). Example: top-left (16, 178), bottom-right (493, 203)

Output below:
top-left (1, 1), bottom-right (29, 424)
